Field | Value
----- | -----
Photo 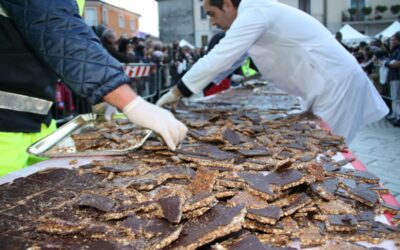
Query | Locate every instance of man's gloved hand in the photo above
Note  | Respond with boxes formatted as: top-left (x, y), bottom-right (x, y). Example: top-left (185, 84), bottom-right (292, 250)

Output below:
top-left (123, 96), bottom-right (187, 150)
top-left (104, 104), bottom-right (118, 121)
top-left (156, 86), bottom-right (181, 107)
top-left (230, 74), bottom-right (245, 84)
top-left (92, 102), bottom-right (118, 121)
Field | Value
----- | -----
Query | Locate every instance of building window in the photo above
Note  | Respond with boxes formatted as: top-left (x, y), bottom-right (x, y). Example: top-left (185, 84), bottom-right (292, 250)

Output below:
top-left (102, 8), bottom-right (108, 25)
top-left (200, 6), bottom-right (207, 19)
top-left (351, 0), bottom-right (365, 9)
top-left (299, 0), bottom-right (310, 14)
top-left (84, 7), bottom-right (98, 26)
top-left (130, 19), bottom-right (136, 31)
top-left (201, 35), bottom-right (208, 47)
top-left (118, 15), bottom-right (125, 28)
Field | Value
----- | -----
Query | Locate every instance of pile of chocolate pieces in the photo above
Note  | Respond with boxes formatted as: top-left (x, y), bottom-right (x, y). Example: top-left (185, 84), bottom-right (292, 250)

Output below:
top-left (0, 105), bottom-right (399, 250)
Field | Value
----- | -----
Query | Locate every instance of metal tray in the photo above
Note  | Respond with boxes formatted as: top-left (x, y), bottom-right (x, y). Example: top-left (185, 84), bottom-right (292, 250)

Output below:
top-left (27, 113), bottom-right (152, 157)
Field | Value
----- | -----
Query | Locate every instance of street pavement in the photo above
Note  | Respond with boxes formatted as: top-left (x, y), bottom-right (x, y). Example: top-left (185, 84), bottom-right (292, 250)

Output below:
top-left (349, 118), bottom-right (400, 203)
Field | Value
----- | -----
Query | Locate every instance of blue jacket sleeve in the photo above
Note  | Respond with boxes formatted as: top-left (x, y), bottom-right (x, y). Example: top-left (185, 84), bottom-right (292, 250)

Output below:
top-left (0, 0), bottom-right (130, 104)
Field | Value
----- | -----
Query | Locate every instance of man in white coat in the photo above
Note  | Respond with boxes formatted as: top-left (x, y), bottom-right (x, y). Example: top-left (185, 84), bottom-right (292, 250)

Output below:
top-left (157, 0), bottom-right (388, 144)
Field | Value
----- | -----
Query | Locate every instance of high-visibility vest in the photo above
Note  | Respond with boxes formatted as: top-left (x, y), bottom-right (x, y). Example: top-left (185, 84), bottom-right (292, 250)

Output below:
top-left (241, 58), bottom-right (257, 77)
top-left (77, 0), bottom-right (85, 16)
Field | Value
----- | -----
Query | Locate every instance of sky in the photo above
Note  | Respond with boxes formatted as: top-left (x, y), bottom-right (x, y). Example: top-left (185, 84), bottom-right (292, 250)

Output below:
top-left (102, 0), bottom-right (159, 37)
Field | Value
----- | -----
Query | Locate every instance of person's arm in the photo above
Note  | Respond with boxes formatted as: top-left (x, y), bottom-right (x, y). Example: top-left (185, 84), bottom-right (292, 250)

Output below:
top-left (157, 2), bottom-right (268, 106)
top-left (178, 3), bottom-right (268, 96)
top-left (1, 0), bottom-right (187, 150)
top-left (0, 0), bottom-right (128, 105)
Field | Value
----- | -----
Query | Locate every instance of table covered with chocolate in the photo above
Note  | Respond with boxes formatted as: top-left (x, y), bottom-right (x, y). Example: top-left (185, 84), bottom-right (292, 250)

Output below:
top-left (0, 86), bottom-right (399, 249)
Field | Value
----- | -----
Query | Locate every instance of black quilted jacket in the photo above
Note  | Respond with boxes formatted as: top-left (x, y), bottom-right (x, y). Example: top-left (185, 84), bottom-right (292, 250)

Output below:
top-left (0, 0), bottom-right (130, 105)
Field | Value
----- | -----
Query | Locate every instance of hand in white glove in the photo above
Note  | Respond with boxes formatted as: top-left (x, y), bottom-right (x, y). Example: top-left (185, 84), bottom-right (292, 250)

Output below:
top-left (230, 74), bottom-right (245, 83)
top-left (104, 104), bottom-right (118, 121)
top-left (156, 87), bottom-right (181, 107)
top-left (123, 97), bottom-right (187, 150)
top-left (92, 102), bottom-right (118, 121)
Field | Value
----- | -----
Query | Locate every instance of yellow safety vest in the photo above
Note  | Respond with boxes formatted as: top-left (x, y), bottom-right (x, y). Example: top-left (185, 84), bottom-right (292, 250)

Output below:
top-left (77, 0), bottom-right (85, 16)
top-left (241, 58), bottom-right (258, 77)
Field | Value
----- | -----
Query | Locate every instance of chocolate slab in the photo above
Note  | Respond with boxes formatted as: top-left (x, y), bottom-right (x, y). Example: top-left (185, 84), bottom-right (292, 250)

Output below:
top-left (223, 128), bottom-right (241, 145)
top-left (282, 193), bottom-right (312, 216)
top-left (227, 191), bottom-right (269, 209)
top-left (122, 216), bottom-right (182, 250)
top-left (238, 148), bottom-right (272, 157)
top-left (36, 218), bottom-right (86, 235)
top-left (229, 235), bottom-right (266, 250)
top-left (318, 199), bottom-right (357, 215)
top-left (246, 206), bottom-right (282, 225)
top-left (346, 186), bottom-right (378, 207)
top-left (310, 178), bottom-right (339, 201)
top-left (320, 240), bottom-right (367, 250)
top-left (167, 204), bottom-right (246, 250)
top-left (265, 169), bottom-right (305, 191)
top-left (100, 163), bottom-right (139, 173)
top-left (326, 214), bottom-right (358, 232)
top-left (74, 193), bottom-right (116, 212)
top-left (374, 203), bottom-right (400, 215)
top-left (157, 195), bottom-right (183, 223)
top-left (182, 192), bottom-right (218, 212)
top-left (256, 234), bottom-right (290, 247)
top-left (299, 224), bottom-right (326, 248)
top-left (239, 173), bottom-right (277, 201)
top-left (189, 167), bottom-right (218, 195)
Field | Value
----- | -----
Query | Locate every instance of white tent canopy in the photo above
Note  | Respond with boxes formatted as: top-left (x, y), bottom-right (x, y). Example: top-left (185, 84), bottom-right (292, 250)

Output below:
top-left (338, 24), bottom-right (370, 45)
top-left (375, 21), bottom-right (400, 40)
top-left (179, 39), bottom-right (195, 49)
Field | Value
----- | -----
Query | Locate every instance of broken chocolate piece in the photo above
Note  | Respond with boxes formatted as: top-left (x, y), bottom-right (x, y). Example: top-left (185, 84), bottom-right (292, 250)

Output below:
top-left (189, 167), bottom-right (218, 195)
top-left (246, 206), bottom-right (282, 225)
top-left (227, 191), bottom-right (269, 209)
top-left (310, 178), bottom-right (339, 201)
top-left (325, 214), bottom-right (358, 232)
top-left (74, 193), bottom-right (116, 212)
top-left (167, 204), bottom-right (246, 250)
top-left (265, 169), bottom-right (305, 192)
top-left (157, 196), bottom-right (183, 224)
top-left (36, 218), bottom-right (85, 235)
top-left (239, 173), bottom-right (277, 201)
top-left (229, 235), bottom-right (266, 250)
top-left (122, 216), bottom-right (182, 250)
top-left (346, 186), bottom-right (378, 207)
top-left (223, 128), bottom-right (241, 145)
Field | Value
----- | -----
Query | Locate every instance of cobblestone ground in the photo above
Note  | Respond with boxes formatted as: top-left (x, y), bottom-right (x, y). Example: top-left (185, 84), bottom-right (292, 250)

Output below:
top-left (349, 118), bottom-right (400, 203)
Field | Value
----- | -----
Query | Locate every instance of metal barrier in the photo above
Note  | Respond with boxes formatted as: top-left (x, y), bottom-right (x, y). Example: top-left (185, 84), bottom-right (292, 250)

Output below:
top-left (124, 63), bottom-right (158, 103)
top-left (157, 63), bottom-right (178, 99)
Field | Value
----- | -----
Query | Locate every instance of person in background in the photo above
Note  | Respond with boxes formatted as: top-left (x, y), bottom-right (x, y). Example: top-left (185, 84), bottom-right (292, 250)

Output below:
top-left (101, 29), bottom-right (137, 63)
top-left (335, 31), bottom-right (349, 51)
top-left (157, 0), bottom-right (388, 144)
top-left (0, 0), bottom-right (187, 176)
top-left (385, 31), bottom-right (400, 126)
top-left (118, 38), bottom-right (138, 62)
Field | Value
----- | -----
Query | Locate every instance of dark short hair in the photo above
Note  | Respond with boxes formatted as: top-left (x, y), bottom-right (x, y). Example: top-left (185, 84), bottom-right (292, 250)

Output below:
top-left (209, 0), bottom-right (241, 9)
top-left (393, 31), bottom-right (400, 41)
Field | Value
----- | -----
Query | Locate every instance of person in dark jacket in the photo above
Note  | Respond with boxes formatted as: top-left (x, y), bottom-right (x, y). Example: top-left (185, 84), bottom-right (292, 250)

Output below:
top-left (0, 0), bottom-right (187, 176)
top-left (385, 31), bottom-right (400, 126)
top-left (101, 29), bottom-right (138, 63)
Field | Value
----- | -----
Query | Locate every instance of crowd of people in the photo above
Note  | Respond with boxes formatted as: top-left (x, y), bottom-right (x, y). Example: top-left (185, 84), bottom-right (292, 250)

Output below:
top-left (335, 31), bottom-right (400, 126)
top-left (92, 24), bottom-right (205, 78)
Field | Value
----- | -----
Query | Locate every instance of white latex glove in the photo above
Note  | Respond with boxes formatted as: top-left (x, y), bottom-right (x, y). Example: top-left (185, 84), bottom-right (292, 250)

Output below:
top-left (123, 97), bottom-right (187, 150)
top-left (156, 88), bottom-right (181, 107)
top-left (92, 102), bottom-right (118, 121)
top-left (104, 104), bottom-right (118, 121)
top-left (230, 74), bottom-right (245, 83)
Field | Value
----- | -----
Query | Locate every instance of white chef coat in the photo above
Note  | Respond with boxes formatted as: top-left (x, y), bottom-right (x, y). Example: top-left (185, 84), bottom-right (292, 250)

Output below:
top-left (182, 0), bottom-right (388, 143)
